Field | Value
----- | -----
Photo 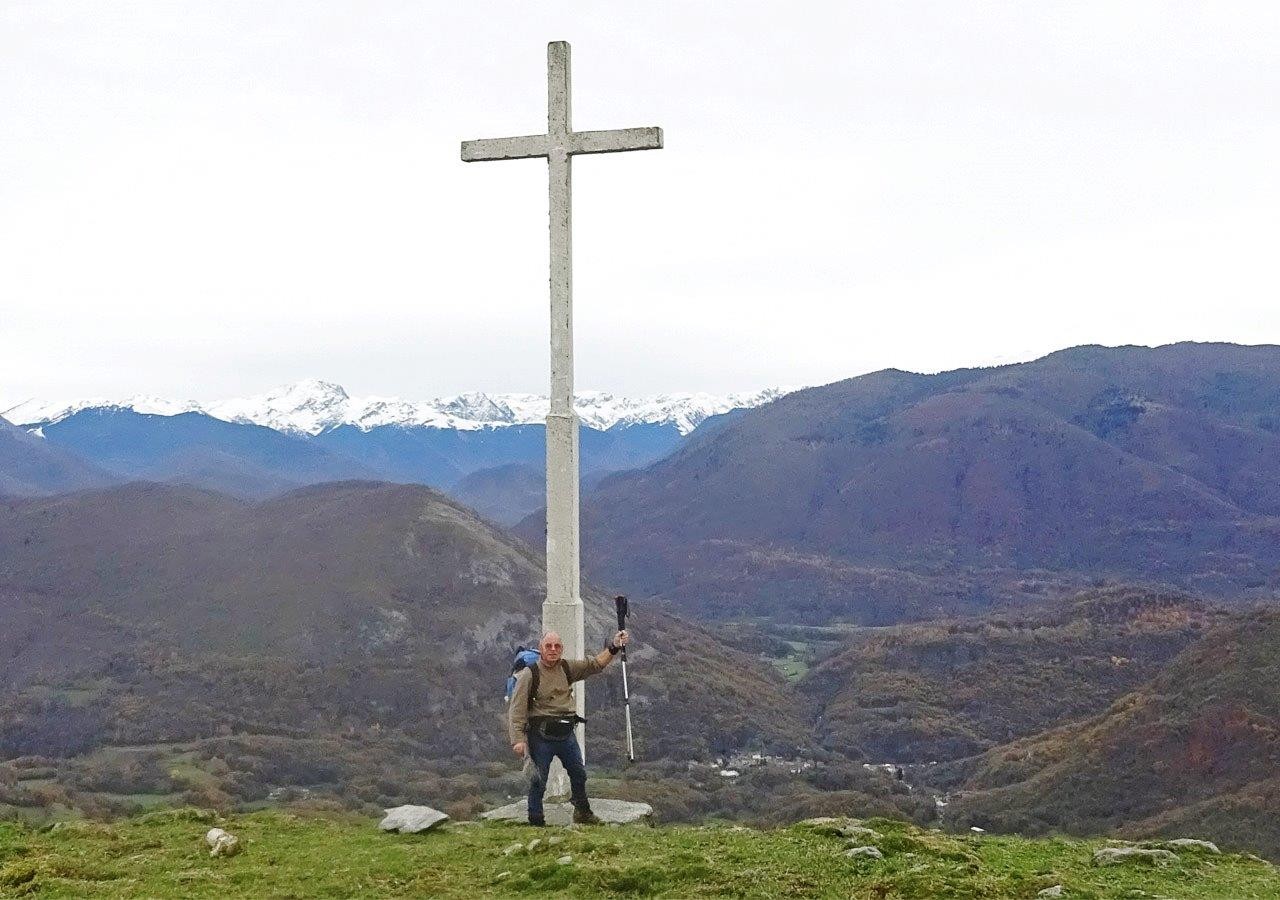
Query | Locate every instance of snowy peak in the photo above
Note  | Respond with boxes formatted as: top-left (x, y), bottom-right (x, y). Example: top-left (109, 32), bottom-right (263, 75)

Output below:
top-left (572, 390), bottom-right (787, 433)
top-left (4, 383), bottom-right (790, 437)
top-left (1, 395), bottom-right (202, 428)
top-left (437, 392), bottom-right (522, 425)
top-left (207, 380), bottom-right (354, 435)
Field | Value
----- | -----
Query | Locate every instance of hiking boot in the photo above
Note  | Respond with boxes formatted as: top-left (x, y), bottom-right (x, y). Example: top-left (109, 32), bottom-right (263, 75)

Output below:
top-left (572, 806), bottom-right (601, 825)
top-left (527, 815), bottom-right (546, 827)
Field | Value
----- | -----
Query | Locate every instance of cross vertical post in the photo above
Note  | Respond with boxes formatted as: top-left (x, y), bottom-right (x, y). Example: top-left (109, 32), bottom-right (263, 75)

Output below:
top-left (462, 41), bottom-right (662, 798)
top-left (543, 45), bottom-right (581, 750)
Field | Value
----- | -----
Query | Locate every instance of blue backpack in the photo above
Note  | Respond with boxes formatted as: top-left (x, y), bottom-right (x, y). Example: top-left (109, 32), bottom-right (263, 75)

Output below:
top-left (505, 647), bottom-right (542, 703)
top-left (505, 646), bottom-right (571, 707)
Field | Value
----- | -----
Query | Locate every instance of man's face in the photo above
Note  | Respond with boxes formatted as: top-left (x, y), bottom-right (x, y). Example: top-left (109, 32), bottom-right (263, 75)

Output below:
top-left (540, 632), bottom-right (564, 665)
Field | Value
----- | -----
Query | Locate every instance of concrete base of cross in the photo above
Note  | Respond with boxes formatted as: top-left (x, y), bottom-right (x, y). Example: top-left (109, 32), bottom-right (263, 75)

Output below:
top-left (482, 798), bottom-right (654, 826)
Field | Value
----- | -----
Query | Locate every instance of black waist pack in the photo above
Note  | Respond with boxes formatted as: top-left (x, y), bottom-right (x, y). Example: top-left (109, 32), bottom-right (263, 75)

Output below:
top-left (533, 715), bottom-right (585, 740)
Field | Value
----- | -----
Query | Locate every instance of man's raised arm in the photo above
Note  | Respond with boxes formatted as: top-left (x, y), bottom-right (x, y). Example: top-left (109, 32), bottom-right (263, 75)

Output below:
top-left (585, 629), bottom-right (629, 673)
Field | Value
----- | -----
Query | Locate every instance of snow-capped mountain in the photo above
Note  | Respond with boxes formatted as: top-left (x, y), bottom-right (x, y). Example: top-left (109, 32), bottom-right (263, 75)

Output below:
top-left (4, 395), bottom-right (203, 428)
top-left (5, 381), bottom-right (789, 437)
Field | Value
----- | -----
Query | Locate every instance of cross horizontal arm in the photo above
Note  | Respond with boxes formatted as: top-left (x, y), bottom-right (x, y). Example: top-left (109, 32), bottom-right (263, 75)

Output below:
top-left (569, 127), bottom-right (663, 156)
top-left (461, 134), bottom-right (551, 162)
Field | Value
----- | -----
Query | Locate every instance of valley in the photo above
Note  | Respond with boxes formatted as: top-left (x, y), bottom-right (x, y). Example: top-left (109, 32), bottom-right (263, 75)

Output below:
top-left (4, 343), bottom-right (1280, 864)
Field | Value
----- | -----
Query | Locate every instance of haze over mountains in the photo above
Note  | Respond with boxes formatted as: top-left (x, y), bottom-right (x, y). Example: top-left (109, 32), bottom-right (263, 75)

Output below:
top-left (0, 418), bottom-right (115, 497)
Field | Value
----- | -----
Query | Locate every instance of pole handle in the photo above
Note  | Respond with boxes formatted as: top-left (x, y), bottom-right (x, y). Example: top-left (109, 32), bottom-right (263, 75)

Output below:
top-left (614, 595), bottom-right (629, 661)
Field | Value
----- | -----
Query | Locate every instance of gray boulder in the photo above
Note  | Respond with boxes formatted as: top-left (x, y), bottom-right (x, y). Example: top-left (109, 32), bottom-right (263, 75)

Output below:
top-left (1156, 838), bottom-right (1220, 854)
top-left (798, 817), bottom-right (866, 837)
top-left (844, 846), bottom-right (885, 860)
top-left (379, 804), bottom-right (449, 834)
top-left (205, 827), bottom-right (241, 857)
top-left (1092, 847), bottom-right (1177, 867)
top-left (483, 798), bottom-right (653, 825)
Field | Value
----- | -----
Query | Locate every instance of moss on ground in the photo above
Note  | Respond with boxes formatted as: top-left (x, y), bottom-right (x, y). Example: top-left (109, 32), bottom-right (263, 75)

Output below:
top-left (0, 809), bottom-right (1276, 898)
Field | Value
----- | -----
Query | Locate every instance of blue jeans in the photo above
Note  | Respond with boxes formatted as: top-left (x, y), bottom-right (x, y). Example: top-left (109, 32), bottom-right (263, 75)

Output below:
top-left (527, 730), bottom-right (589, 818)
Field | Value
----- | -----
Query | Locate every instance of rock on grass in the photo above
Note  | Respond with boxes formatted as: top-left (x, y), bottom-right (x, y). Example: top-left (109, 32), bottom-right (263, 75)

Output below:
top-left (1154, 838), bottom-right (1221, 854)
top-left (206, 828), bottom-right (241, 858)
top-left (378, 805), bottom-right (449, 834)
top-left (1092, 847), bottom-right (1178, 867)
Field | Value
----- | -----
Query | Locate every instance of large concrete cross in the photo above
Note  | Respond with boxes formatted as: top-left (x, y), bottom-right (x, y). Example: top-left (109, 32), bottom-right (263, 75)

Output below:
top-left (461, 42), bottom-right (662, 787)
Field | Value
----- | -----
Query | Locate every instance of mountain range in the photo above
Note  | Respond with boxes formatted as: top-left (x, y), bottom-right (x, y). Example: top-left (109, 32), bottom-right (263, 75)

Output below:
top-left (574, 342), bottom-right (1280, 624)
top-left (1, 382), bottom-right (785, 507)
top-left (4, 380), bottom-right (785, 437)
top-left (7, 342), bottom-right (1280, 856)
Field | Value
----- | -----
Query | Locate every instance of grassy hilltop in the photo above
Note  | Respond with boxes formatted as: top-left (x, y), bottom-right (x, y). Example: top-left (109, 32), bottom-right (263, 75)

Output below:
top-left (1, 809), bottom-right (1278, 899)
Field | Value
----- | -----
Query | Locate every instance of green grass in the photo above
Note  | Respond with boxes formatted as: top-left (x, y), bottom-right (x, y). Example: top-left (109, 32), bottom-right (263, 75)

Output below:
top-left (767, 640), bottom-right (813, 682)
top-left (0, 810), bottom-right (1276, 898)
top-left (92, 793), bottom-right (179, 811)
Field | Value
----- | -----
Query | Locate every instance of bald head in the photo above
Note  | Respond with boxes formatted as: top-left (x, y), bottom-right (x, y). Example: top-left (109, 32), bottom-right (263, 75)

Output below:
top-left (539, 631), bottom-right (564, 665)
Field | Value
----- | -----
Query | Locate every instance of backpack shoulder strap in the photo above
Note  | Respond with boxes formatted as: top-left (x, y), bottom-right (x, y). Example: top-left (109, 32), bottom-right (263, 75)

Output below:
top-left (527, 663), bottom-right (540, 712)
top-left (526, 660), bottom-right (573, 710)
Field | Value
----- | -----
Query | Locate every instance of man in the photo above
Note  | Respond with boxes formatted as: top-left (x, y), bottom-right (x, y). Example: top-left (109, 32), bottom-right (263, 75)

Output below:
top-left (508, 628), bottom-right (629, 825)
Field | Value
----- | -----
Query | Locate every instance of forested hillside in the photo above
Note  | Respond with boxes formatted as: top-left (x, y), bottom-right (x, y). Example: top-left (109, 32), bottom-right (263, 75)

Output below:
top-left (577, 342), bottom-right (1280, 622)
top-left (0, 482), bottom-right (809, 822)
top-left (797, 587), bottom-right (1223, 761)
top-left (946, 607), bottom-right (1280, 859)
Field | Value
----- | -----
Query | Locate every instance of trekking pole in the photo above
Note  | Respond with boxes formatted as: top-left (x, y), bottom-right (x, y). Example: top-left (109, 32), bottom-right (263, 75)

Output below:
top-left (614, 595), bottom-right (636, 762)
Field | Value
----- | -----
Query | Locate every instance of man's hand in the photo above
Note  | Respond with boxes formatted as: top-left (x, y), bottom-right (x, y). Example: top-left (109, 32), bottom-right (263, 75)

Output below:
top-left (512, 741), bottom-right (526, 757)
top-left (595, 630), bottom-right (631, 668)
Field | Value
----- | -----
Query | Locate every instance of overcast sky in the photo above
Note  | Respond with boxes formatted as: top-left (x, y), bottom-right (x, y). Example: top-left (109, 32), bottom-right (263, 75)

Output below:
top-left (2, 2), bottom-right (1278, 407)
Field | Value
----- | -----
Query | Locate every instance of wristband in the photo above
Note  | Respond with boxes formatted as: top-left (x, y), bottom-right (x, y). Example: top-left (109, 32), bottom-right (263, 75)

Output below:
top-left (607, 642), bottom-right (621, 655)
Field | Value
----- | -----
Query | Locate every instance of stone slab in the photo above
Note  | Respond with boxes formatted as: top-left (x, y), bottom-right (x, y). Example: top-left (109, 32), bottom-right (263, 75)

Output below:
top-left (379, 804), bottom-right (449, 833)
top-left (482, 798), bottom-right (653, 826)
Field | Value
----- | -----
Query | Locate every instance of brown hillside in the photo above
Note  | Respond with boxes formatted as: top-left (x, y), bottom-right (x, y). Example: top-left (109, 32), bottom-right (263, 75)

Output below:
top-left (575, 342), bottom-right (1280, 623)
top-left (0, 482), bottom-right (809, 815)
top-left (798, 587), bottom-right (1224, 762)
top-left (946, 607), bottom-right (1280, 859)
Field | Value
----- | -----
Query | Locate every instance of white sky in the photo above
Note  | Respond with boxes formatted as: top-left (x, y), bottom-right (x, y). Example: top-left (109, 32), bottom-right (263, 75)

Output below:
top-left (2, 2), bottom-right (1278, 407)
